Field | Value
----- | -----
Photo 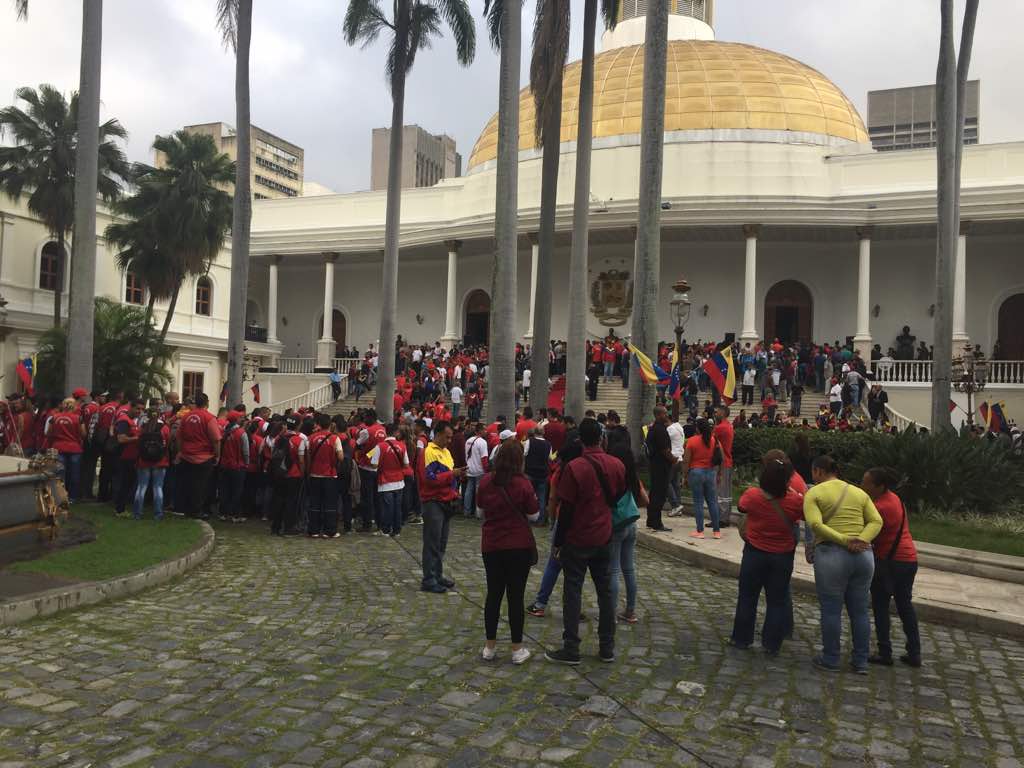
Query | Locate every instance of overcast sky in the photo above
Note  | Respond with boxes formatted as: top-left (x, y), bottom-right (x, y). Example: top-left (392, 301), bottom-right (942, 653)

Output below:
top-left (1, 0), bottom-right (1019, 194)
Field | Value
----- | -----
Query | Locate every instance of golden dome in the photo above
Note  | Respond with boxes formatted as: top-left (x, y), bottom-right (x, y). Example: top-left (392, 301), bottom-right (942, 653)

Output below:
top-left (467, 39), bottom-right (869, 170)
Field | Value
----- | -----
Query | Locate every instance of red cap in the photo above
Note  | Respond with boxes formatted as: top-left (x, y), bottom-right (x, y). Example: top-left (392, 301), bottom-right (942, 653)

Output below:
top-left (226, 410), bottom-right (244, 423)
top-left (72, 388), bottom-right (88, 398)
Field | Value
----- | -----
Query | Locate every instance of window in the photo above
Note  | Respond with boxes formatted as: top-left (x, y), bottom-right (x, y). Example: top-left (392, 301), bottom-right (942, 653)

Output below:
top-left (182, 371), bottom-right (204, 401)
top-left (39, 241), bottom-right (65, 291)
top-left (125, 269), bottom-right (145, 305)
top-left (195, 276), bottom-right (212, 316)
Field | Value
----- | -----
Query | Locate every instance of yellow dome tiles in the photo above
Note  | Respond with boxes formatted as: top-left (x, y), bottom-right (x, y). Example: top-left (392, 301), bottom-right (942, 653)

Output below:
top-left (467, 39), bottom-right (869, 170)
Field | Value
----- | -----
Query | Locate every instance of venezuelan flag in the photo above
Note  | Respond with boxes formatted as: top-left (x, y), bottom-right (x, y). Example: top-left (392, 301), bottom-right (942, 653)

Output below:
top-left (702, 346), bottom-right (737, 404)
top-left (990, 402), bottom-right (1009, 433)
top-left (667, 347), bottom-right (681, 400)
top-left (628, 343), bottom-right (669, 386)
top-left (16, 355), bottom-right (35, 396)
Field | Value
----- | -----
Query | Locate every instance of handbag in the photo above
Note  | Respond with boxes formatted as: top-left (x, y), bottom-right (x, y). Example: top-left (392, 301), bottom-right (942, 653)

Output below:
top-left (584, 456), bottom-right (639, 531)
top-left (499, 485), bottom-right (539, 566)
top-left (873, 499), bottom-right (906, 593)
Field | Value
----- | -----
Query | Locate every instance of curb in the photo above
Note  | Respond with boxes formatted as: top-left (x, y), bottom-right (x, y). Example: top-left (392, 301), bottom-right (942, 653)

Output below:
top-left (0, 521), bottom-right (216, 627)
top-left (637, 530), bottom-right (1024, 640)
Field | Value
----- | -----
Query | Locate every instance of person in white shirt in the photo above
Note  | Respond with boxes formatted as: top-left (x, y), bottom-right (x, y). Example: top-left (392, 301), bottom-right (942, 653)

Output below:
top-left (522, 368), bottom-right (532, 402)
top-left (742, 366), bottom-right (756, 405)
top-left (463, 423), bottom-right (490, 518)
top-left (412, 347), bottom-right (423, 364)
top-left (666, 418), bottom-right (687, 514)
top-left (829, 381), bottom-right (844, 416)
top-left (449, 385), bottom-right (464, 418)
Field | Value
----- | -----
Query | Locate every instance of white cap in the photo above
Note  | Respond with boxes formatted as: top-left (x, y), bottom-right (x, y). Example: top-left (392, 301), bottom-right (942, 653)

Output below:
top-left (499, 429), bottom-right (516, 441)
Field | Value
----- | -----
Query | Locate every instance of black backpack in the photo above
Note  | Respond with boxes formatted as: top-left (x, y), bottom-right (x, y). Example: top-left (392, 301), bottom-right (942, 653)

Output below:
top-left (270, 433), bottom-right (294, 480)
top-left (138, 426), bottom-right (166, 463)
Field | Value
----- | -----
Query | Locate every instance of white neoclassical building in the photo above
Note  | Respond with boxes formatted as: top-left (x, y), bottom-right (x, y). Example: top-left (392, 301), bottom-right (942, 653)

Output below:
top-left (1, 1), bottom-right (1023, 423)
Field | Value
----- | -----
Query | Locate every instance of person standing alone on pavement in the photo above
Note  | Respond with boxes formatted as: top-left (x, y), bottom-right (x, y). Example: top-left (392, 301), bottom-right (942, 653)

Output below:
top-left (644, 406), bottom-right (675, 533)
top-left (419, 421), bottom-right (465, 593)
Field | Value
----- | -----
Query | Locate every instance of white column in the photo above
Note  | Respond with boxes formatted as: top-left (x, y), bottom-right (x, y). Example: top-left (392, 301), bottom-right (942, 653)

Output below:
top-left (739, 224), bottom-right (760, 344)
top-left (853, 226), bottom-right (872, 359)
top-left (315, 252), bottom-right (338, 371)
top-left (441, 240), bottom-right (461, 346)
top-left (525, 233), bottom-right (539, 341)
top-left (953, 221), bottom-right (969, 346)
top-left (267, 256), bottom-right (280, 344)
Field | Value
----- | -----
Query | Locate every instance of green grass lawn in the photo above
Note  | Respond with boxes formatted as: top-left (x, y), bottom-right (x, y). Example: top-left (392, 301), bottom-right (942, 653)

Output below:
top-left (8, 504), bottom-right (205, 582)
top-left (908, 516), bottom-right (1024, 559)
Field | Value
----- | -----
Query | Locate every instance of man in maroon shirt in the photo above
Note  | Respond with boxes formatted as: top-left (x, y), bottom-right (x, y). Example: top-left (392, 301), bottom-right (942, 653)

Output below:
top-left (542, 410), bottom-right (567, 453)
top-left (546, 418), bottom-right (626, 666)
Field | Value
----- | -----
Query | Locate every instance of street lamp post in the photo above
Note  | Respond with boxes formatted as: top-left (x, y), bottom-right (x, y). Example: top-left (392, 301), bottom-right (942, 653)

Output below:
top-left (951, 343), bottom-right (988, 431)
top-left (668, 278), bottom-right (692, 422)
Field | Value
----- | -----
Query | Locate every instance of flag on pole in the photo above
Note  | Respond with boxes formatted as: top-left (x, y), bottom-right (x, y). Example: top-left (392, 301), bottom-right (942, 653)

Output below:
top-left (701, 346), bottom-right (737, 404)
top-left (990, 402), bottom-right (1009, 433)
top-left (250, 383), bottom-right (261, 404)
top-left (219, 380), bottom-right (229, 404)
top-left (948, 399), bottom-right (958, 413)
top-left (15, 356), bottom-right (35, 396)
top-left (979, 401), bottom-right (990, 429)
top-left (628, 343), bottom-right (670, 385)
top-left (667, 347), bottom-right (681, 400)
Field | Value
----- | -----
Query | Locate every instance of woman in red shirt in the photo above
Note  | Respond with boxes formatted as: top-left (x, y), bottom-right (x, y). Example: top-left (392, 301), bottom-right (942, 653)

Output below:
top-left (681, 419), bottom-right (721, 539)
top-left (47, 397), bottom-right (85, 502)
top-left (862, 467), bottom-right (921, 667)
top-left (476, 440), bottom-right (538, 665)
top-left (730, 455), bottom-right (804, 655)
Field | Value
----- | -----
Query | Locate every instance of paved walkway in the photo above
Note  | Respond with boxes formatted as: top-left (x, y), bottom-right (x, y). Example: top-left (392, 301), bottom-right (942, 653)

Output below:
top-left (638, 522), bottom-right (1024, 638)
top-left (0, 519), bottom-right (1022, 768)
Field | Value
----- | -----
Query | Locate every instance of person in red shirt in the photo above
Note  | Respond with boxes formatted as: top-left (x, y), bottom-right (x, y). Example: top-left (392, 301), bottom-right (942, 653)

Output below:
top-left (355, 409), bottom-right (387, 532)
top-left (306, 413), bottom-right (344, 537)
top-left (548, 418), bottom-right (626, 665)
top-left (243, 420), bottom-right (266, 520)
top-left (542, 410), bottom-right (567, 453)
top-left (174, 392), bottom-right (223, 519)
top-left (95, 396), bottom-right (120, 501)
top-left (862, 467), bottom-right (920, 667)
top-left (218, 411), bottom-right (250, 523)
top-left (268, 415), bottom-right (307, 535)
top-left (113, 399), bottom-right (145, 517)
top-left (731, 454), bottom-right (804, 655)
top-left (371, 427), bottom-right (410, 537)
top-left (713, 406), bottom-right (735, 526)
top-left (476, 440), bottom-right (539, 664)
top-left (76, 388), bottom-right (101, 500)
top-left (514, 406), bottom-right (537, 442)
top-left (133, 408), bottom-right (170, 520)
top-left (47, 397), bottom-right (86, 502)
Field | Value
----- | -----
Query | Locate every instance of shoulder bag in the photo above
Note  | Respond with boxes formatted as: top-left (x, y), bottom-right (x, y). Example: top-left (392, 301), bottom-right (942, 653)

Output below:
top-left (584, 455), bottom-right (639, 531)
top-left (498, 484), bottom-right (538, 566)
top-left (805, 481), bottom-right (850, 564)
top-left (873, 498), bottom-right (907, 594)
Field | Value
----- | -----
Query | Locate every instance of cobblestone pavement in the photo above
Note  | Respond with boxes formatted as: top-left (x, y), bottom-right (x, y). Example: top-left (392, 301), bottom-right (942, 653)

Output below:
top-left (1, 519), bottom-right (1023, 768)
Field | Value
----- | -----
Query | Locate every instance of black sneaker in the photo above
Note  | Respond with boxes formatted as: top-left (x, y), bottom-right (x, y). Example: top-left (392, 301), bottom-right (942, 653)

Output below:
top-left (850, 663), bottom-right (868, 676)
top-left (439, 577), bottom-right (455, 589)
top-left (599, 649), bottom-right (615, 663)
top-left (527, 603), bottom-right (546, 618)
top-left (812, 655), bottom-right (840, 673)
top-left (545, 648), bottom-right (581, 665)
top-left (868, 654), bottom-right (894, 666)
top-left (899, 654), bottom-right (922, 668)
top-left (421, 583), bottom-right (447, 594)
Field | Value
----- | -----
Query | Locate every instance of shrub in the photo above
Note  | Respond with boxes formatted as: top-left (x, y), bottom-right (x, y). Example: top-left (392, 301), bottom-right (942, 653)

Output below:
top-left (731, 428), bottom-right (878, 469)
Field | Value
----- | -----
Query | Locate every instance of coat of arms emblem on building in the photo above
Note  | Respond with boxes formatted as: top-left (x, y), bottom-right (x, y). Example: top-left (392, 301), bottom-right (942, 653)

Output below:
top-left (590, 269), bottom-right (633, 327)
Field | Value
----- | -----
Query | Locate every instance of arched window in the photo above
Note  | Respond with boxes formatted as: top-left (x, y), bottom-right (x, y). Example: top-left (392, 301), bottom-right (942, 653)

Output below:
top-left (124, 268), bottom-right (145, 305)
top-left (195, 276), bottom-right (212, 316)
top-left (39, 241), bottom-right (65, 291)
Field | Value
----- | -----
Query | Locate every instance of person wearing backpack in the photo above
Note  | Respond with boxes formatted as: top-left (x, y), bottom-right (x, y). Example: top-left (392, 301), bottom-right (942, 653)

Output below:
top-left (306, 413), bottom-right (345, 538)
top-left (681, 418), bottom-right (723, 539)
top-left (605, 443), bottom-right (644, 625)
top-left (218, 412), bottom-right (250, 523)
top-left (133, 408), bottom-right (170, 520)
top-left (729, 455), bottom-right (804, 655)
top-left (268, 415), bottom-right (307, 535)
top-left (112, 399), bottom-right (145, 518)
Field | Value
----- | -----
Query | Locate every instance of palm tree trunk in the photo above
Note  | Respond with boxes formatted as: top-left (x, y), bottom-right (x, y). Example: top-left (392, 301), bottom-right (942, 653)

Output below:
top-left (159, 283), bottom-right (181, 345)
top-left (65, 0), bottom-right (103, 391)
top-left (53, 235), bottom-right (66, 328)
top-left (227, 0), bottom-right (253, 406)
top-left (375, 63), bottom-right (406, 421)
top-left (564, 0), bottom-right (598, 421)
top-left (626, 0), bottom-right (668, 453)
top-left (489, 0), bottom-right (522, 420)
top-left (529, 72), bottom-right (563, 415)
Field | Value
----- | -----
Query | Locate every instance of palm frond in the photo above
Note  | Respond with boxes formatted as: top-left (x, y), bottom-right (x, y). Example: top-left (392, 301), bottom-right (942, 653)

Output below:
top-left (216, 0), bottom-right (239, 50)
top-left (344, 0), bottom-right (393, 47)
top-left (433, 0), bottom-right (476, 65)
top-left (600, 0), bottom-right (618, 30)
top-left (13, 0), bottom-right (28, 20)
top-left (483, 0), bottom-right (502, 50)
top-left (530, 0), bottom-right (570, 145)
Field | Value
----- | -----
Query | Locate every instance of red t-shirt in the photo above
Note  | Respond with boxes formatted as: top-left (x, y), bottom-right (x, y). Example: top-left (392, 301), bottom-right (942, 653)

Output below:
top-left (515, 419), bottom-right (537, 441)
top-left (685, 434), bottom-right (718, 469)
top-left (114, 414), bottom-right (140, 462)
top-left (96, 403), bottom-right (118, 434)
top-left (357, 423), bottom-right (387, 467)
top-left (556, 447), bottom-right (625, 548)
top-left (373, 437), bottom-right (408, 488)
top-left (307, 430), bottom-right (341, 478)
top-left (739, 487), bottom-right (804, 554)
top-left (543, 421), bottom-right (567, 452)
top-left (871, 491), bottom-right (917, 562)
top-left (178, 409), bottom-right (223, 464)
top-left (712, 420), bottom-right (734, 468)
top-left (49, 413), bottom-right (83, 454)
top-left (137, 424), bottom-right (171, 469)
top-left (478, 474), bottom-right (538, 553)
top-left (220, 426), bottom-right (248, 470)
top-left (247, 433), bottom-right (264, 473)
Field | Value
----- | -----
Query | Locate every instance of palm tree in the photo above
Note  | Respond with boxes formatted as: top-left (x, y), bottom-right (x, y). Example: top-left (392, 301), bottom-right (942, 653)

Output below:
top-left (65, 0), bottom-right (106, 393)
top-left (217, 0), bottom-right (254, 407)
top-left (12, 1), bottom-right (27, 20)
top-left (484, 0), bottom-right (520, 420)
top-left (345, 0), bottom-right (476, 420)
top-left (931, 0), bottom-right (979, 431)
top-left (564, 0), bottom-right (617, 420)
top-left (105, 131), bottom-right (235, 344)
top-left (626, 0), bottom-right (668, 452)
top-left (0, 84), bottom-right (128, 327)
top-left (527, 0), bottom-right (570, 415)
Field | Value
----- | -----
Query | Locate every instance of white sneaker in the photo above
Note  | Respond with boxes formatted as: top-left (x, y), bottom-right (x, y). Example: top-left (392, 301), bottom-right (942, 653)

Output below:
top-left (481, 646), bottom-right (497, 661)
top-left (511, 647), bottom-right (531, 665)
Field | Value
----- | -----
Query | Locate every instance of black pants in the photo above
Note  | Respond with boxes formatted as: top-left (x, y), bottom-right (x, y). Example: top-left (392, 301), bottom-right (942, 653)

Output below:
top-left (114, 459), bottom-right (137, 514)
top-left (358, 468), bottom-right (379, 530)
top-left (421, 500), bottom-right (454, 588)
top-left (646, 460), bottom-right (670, 529)
top-left (561, 544), bottom-right (615, 656)
top-left (177, 460), bottom-right (215, 518)
top-left (871, 559), bottom-right (921, 660)
top-left (80, 444), bottom-right (99, 499)
top-left (742, 384), bottom-right (754, 405)
top-left (731, 543), bottom-right (795, 653)
top-left (217, 468), bottom-right (246, 518)
top-left (307, 476), bottom-right (338, 536)
top-left (483, 549), bottom-right (533, 642)
top-left (271, 476), bottom-right (302, 534)
top-left (242, 472), bottom-right (265, 518)
top-left (97, 446), bottom-right (118, 501)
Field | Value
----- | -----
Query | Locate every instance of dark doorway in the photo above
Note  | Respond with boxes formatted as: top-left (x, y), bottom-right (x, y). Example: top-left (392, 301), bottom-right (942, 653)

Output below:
top-left (464, 289), bottom-right (490, 346)
top-left (997, 294), bottom-right (1024, 359)
top-left (764, 280), bottom-right (813, 343)
top-left (332, 310), bottom-right (347, 356)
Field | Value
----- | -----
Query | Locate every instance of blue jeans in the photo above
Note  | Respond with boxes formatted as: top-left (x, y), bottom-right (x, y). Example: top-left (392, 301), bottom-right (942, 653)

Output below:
top-left (608, 522), bottom-right (638, 614)
top-left (533, 522), bottom-right (561, 607)
top-left (731, 542), bottom-right (794, 652)
top-left (621, 364), bottom-right (629, 388)
top-left (603, 361), bottom-right (614, 379)
top-left (463, 475), bottom-right (482, 517)
top-left (133, 467), bottom-right (166, 520)
top-left (813, 544), bottom-right (874, 668)
top-left (378, 489), bottom-right (403, 535)
top-left (451, 403), bottom-right (461, 418)
top-left (58, 452), bottom-right (82, 502)
top-left (530, 476), bottom-right (548, 524)
top-left (689, 467), bottom-right (720, 532)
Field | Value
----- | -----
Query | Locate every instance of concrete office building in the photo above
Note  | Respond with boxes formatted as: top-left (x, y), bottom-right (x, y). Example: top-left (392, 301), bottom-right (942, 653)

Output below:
top-left (867, 81), bottom-right (980, 152)
top-left (158, 122), bottom-right (305, 200)
top-left (371, 126), bottom-right (461, 190)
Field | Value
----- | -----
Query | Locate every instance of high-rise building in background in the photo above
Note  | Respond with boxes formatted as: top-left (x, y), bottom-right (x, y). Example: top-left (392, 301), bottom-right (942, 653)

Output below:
top-left (867, 81), bottom-right (980, 152)
top-left (157, 122), bottom-right (304, 199)
top-left (371, 126), bottom-right (461, 190)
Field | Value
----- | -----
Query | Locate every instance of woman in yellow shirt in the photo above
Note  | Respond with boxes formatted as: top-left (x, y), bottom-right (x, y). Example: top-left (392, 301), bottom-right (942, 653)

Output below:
top-left (803, 455), bottom-right (883, 674)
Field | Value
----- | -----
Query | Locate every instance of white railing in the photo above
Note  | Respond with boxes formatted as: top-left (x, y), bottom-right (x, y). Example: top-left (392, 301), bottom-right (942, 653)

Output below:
top-left (276, 357), bottom-right (362, 375)
top-left (988, 360), bottom-right (1024, 385)
top-left (872, 359), bottom-right (1024, 385)
top-left (883, 402), bottom-right (919, 433)
top-left (265, 381), bottom-right (339, 413)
